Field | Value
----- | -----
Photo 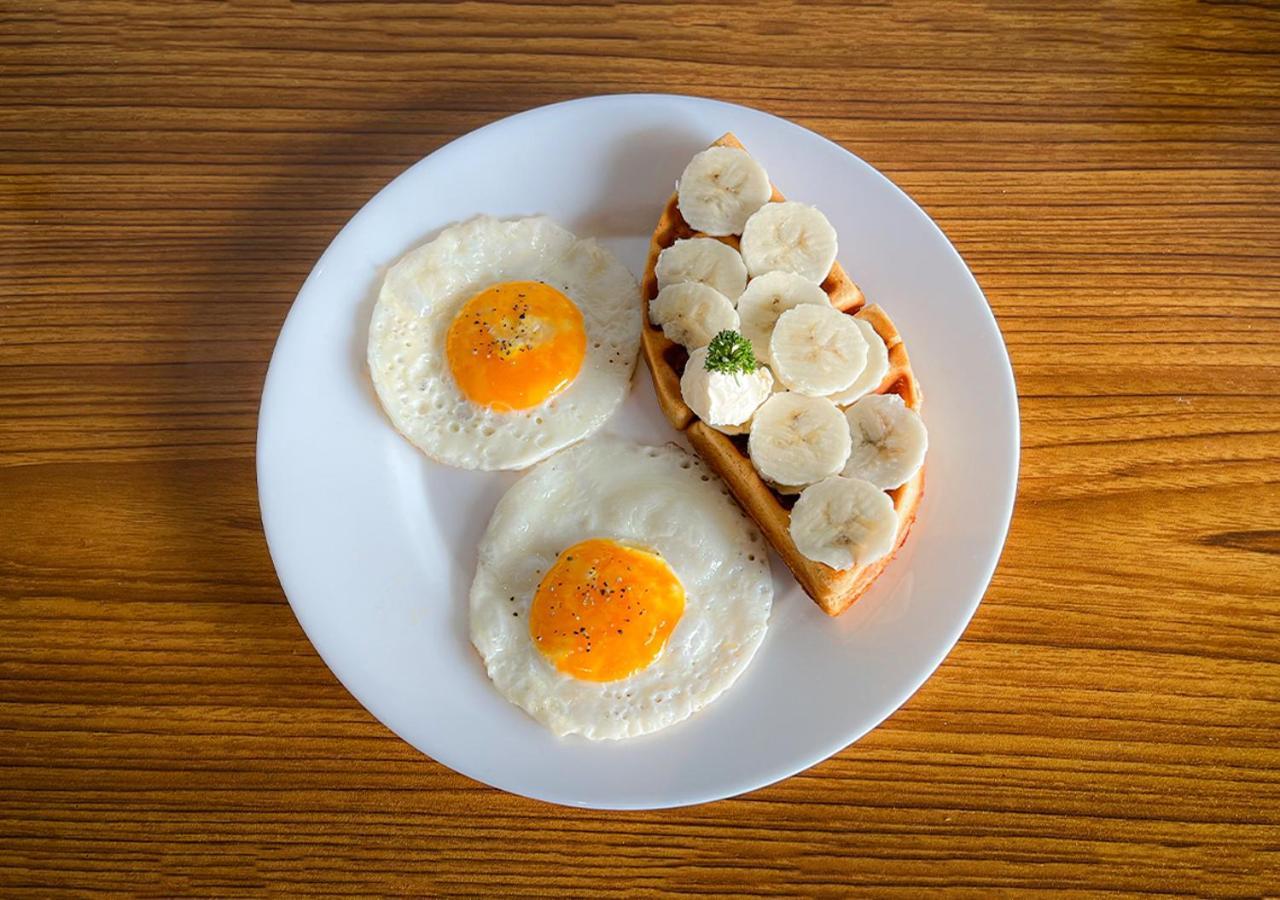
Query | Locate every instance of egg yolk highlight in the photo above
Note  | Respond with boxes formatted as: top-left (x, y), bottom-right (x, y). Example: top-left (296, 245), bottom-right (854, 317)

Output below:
top-left (445, 280), bottom-right (586, 412)
top-left (529, 539), bottom-right (685, 682)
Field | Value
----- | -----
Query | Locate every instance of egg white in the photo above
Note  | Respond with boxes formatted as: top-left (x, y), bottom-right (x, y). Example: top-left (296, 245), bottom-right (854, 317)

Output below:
top-left (368, 216), bottom-right (641, 470)
top-left (470, 436), bottom-right (773, 741)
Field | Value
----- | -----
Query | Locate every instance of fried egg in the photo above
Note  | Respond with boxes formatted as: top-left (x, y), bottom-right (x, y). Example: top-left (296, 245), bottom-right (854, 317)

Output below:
top-left (470, 436), bottom-right (773, 740)
top-left (368, 216), bottom-right (641, 470)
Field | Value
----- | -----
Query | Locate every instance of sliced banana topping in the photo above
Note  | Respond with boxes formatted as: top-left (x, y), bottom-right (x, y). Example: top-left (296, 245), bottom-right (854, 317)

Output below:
top-left (655, 237), bottom-right (748, 301)
top-left (789, 476), bottom-right (899, 570)
top-left (770, 305), bottom-right (868, 397)
top-left (649, 282), bottom-right (739, 350)
top-left (739, 201), bottom-right (838, 283)
top-left (737, 270), bottom-right (831, 365)
top-left (658, 143), bottom-right (928, 572)
top-left (747, 392), bottom-right (851, 488)
top-left (677, 147), bottom-right (772, 236)
top-left (828, 318), bottom-right (890, 406)
top-left (842, 393), bottom-right (928, 489)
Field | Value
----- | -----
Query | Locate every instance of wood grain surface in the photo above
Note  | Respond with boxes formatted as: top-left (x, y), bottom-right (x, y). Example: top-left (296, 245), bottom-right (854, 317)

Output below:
top-left (2, 0), bottom-right (1278, 895)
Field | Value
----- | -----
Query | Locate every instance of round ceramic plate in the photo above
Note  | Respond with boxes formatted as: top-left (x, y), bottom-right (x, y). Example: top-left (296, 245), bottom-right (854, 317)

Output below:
top-left (257, 94), bottom-right (1019, 809)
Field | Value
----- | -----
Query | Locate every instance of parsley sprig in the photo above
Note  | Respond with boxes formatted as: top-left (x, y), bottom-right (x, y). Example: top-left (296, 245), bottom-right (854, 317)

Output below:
top-left (704, 330), bottom-right (760, 376)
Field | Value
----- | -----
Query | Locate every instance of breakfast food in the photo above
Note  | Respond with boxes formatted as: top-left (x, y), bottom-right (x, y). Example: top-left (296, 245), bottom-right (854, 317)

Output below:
top-left (842, 394), bottom-right (929, 489)
top-left (829, 318), bottom-right (890, 406)
top-left (655, 237), bottom-right (748, 299)
top-left (640, 134), bottom-right (927, 616)
top-left (648, 282), bottom-right (738, 350)
top-left (737, 271), bottom-right (832, 366)
top-left (680, 333), bottom-right (775, 430)
top-left (747, 392), bottom-right (851, 490)
top-left (469, 435), bottom-right (773, 740)
top-left (739, 201), bottom-right (839, 282)
top-left (368, 216), bottom-right (641, 471)
top-left (769, 305), bottom-right (868, 396)
top-left (789, 476), bottom-right (898, 570)
top-left (675, 146), bottom-right (771, 235)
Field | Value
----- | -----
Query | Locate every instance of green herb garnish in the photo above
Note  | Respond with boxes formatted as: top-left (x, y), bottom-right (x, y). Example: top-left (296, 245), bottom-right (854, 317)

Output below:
top-left (704, 329), bottom-right (759, 376)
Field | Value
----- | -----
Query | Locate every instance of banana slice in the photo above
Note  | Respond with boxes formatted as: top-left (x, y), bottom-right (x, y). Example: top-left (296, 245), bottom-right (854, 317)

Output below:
top-left (681, 345), bottom-right (774, 428)
top-left (770, 305), bottom-right (868, 396)
top-left (763, 478), bottom-right (807, 496)
top-left (747, 392), bottom-right (851, 488)
top-left (828, 318), bottom-right (890, 406)
top-left (737, 270), bottom-right (831, 365)
top-left (842, 393), bottom-right (928, 489)
top-left (677, 147), bottom-right (772, 236)
top-left (655, 237), bottom-right (748, 301)
top-left (739, 201), bottom-right (838, 283)
top-left (712, 420), bottom-right (752, 436)
top-left (789, 476), bottom-right (899, 570)
top-left (649, 283), bottom-right (739, 350)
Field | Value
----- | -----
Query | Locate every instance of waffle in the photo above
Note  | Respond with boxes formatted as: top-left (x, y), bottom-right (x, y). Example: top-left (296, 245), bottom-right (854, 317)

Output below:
top-left (640, 133), bottom-right (925, 616)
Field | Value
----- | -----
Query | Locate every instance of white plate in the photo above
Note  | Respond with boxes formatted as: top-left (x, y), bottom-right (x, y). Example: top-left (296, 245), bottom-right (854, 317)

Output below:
top-left (257, 94), bottom-right (1019, 809)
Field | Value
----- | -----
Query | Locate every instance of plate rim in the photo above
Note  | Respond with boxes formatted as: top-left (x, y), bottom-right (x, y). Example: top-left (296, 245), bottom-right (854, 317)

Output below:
top-left (256, 92), bottom-right (1020, 809)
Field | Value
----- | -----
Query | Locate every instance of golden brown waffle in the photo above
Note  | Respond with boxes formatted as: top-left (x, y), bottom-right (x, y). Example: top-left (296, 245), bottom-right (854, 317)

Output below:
top-left (641, 133), bottom-right (925, 617)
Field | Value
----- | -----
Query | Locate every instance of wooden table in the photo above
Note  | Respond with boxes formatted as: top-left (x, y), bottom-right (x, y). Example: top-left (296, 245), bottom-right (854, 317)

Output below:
top-left (3, 1), bottom-right (1278, 894)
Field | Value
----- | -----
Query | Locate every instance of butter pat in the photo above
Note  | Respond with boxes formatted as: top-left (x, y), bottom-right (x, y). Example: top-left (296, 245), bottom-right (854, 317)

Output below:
top-left (681, 346), bottom-right (774, 428)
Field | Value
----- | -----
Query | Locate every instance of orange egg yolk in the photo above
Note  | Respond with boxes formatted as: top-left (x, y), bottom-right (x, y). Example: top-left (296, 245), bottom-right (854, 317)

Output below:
top-left (529, 539), bottom-right (685, 683)
top-left (445, 280), bottom-right (586, 412)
